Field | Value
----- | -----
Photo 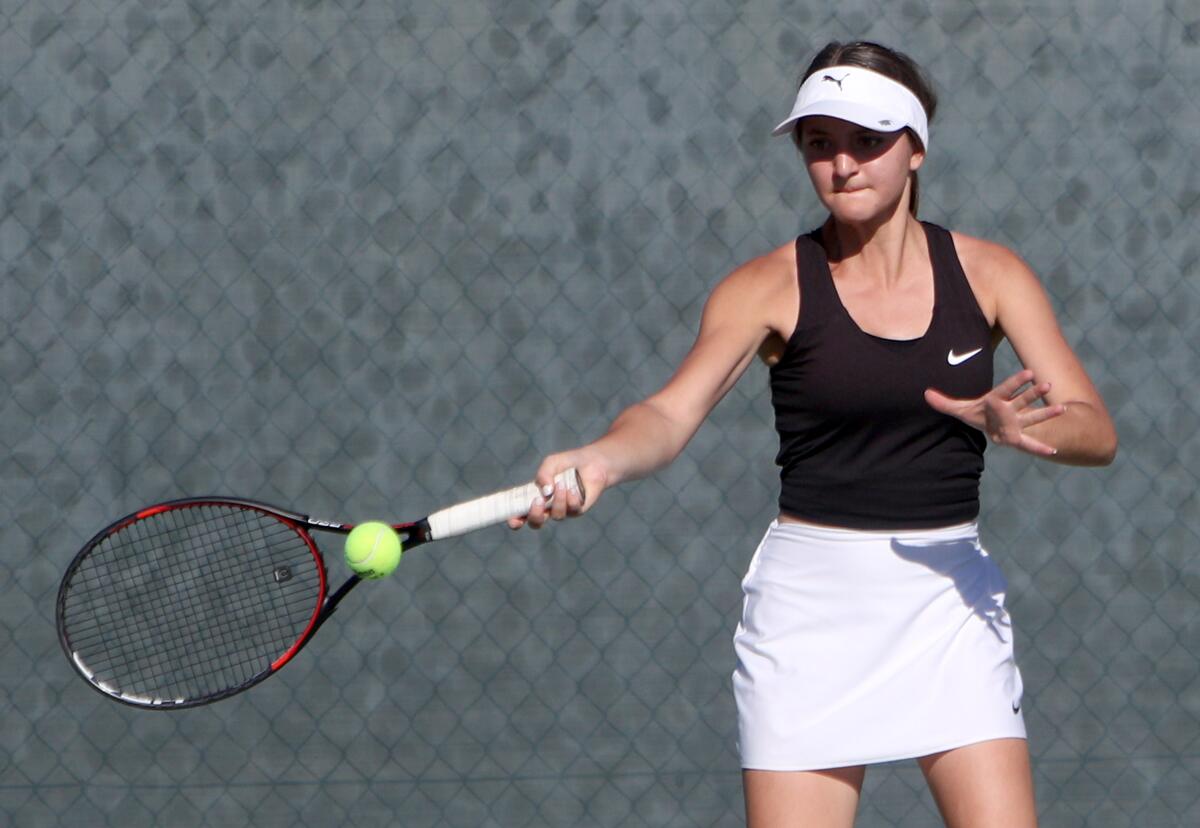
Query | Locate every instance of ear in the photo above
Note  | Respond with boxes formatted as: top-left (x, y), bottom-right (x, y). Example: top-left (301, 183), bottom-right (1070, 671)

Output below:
top-left (908, 138), bottom-right (926, 172)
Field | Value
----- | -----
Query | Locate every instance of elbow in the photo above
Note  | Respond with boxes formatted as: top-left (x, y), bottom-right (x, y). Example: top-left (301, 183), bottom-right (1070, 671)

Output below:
top-left (1083, 425), bottom-right (1118, 467)
top-left (1064, 403), bottom-right (1118, 467)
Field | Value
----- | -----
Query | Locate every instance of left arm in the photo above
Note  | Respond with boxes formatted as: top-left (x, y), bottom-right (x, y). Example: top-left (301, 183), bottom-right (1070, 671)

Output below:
top-left (926, 239), bottom-right (1117, 466)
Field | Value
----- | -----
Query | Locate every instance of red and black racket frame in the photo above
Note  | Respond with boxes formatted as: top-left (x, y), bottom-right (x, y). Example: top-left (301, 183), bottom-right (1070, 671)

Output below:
top-left (57, 497), bottom-right (434, 709)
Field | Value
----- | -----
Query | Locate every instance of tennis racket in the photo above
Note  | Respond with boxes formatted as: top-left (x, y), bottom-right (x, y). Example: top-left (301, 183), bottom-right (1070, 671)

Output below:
top-left (57, 469), bottom-right (582, 710)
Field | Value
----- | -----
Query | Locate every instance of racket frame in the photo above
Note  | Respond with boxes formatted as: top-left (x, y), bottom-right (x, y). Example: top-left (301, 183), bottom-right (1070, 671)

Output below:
top-left (56, 497), bottom-right (432, 710)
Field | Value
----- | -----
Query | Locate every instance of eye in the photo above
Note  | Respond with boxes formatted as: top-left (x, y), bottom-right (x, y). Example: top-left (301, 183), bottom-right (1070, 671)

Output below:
top-left (856, 133), bottom-right (885, 148)
top-left (805, 137), bottom-right (831, 151)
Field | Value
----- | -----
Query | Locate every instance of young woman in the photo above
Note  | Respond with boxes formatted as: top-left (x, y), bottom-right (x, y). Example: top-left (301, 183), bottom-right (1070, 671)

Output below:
top-left (510, 41), bottom-right (1116, 827)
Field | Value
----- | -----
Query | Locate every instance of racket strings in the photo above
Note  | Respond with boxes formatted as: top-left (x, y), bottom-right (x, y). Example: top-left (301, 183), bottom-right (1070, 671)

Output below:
top-left (60, 505), bottom-right (323, 704)
top-left (121, 511), bottom-right (308, 694)
top-left (65, 510), bottom-right (261, 696)
top-left (65, 509), bottom-right (313, 699)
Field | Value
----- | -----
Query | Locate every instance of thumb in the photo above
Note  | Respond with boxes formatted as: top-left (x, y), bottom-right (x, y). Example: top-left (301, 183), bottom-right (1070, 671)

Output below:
top-left (924, 387), bottom-right (961, 416)
top-left (534, 454), bottom-right (594, 509)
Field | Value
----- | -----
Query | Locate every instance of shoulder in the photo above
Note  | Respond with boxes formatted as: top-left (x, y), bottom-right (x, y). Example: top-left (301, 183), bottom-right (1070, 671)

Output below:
top-left (703, 241), bottom-right (798, 321)
top-left (948, 230), bottom-right (1046, 322)
top-left (948, 231), bottom-right (1038, 284)
top-left (716, 241), bottom-right (797, 297)
top-left (700, 241), bottom-right (802, 364)
top-left (948, 230), bottom-right (1062, 337)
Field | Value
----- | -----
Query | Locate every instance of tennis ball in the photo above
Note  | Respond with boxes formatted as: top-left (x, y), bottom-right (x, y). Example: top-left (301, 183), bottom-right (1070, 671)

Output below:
top-left (344, 522), bottom-right (402, 579)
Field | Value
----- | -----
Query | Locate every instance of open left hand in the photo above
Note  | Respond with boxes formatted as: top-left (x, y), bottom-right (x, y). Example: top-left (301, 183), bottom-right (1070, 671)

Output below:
top-left (924, 369), bottom-right (1066, 457)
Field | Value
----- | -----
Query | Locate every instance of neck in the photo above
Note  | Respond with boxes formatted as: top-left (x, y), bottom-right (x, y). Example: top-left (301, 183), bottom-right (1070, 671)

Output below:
top-left (821, 199), bottom-right (923, 287)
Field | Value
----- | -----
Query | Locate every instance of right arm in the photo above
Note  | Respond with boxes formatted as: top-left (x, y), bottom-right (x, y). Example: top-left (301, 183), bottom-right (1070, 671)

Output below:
top-left (514, 245), bottom-right (798, 527)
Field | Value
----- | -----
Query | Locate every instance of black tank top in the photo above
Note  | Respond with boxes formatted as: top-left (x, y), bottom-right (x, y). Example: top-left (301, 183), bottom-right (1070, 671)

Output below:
top-left (770, 222), bottom-right (992, 529)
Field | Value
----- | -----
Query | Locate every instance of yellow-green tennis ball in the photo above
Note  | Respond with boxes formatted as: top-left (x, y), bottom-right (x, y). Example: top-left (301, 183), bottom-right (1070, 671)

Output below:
top-left (344, 522), bottom-right (402, 579)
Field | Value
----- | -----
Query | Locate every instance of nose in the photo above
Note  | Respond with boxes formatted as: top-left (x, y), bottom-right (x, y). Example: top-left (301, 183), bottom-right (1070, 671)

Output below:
top-left (833, 150), bottom-right (857, 179)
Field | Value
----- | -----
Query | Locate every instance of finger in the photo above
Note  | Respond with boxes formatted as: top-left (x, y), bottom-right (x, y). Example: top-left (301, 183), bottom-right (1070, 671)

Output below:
top-left (995, 369), bottom-right (1036, 400)
top-left (1017, 434), bottom-right (1059, 457)
top-left (564, 484), bottom-right (586, 516)
top-left (524, 495), bottom-right (549, 530)
top-left (539, 473), bottom-right (571, 517)
top-left (1010, 381), bottom-right (1051, 410)
top-left (1018, 402), bottom-right (1065, 428)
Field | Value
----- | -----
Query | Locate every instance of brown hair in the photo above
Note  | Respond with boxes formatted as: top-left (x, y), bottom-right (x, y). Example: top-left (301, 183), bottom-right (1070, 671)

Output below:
top-left (793, 41), bottom-right (937, 215)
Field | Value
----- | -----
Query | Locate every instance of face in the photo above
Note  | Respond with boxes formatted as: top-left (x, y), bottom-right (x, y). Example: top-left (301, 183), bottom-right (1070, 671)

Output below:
top-left (797, 115), bottom-right (925, 223)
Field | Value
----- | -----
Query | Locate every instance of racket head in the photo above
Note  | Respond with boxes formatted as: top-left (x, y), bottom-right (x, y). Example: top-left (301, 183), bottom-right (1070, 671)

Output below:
top-left (57, 498), bottom-right (330, 709)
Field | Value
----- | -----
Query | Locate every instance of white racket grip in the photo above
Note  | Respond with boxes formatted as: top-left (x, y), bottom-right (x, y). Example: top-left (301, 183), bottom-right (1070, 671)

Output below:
top-left (425, 468), bottom-right (583, 541)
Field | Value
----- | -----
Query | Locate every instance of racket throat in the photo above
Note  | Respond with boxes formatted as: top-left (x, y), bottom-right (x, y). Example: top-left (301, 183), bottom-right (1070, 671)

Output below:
top-left (400, 519), bottom-right (433, 550)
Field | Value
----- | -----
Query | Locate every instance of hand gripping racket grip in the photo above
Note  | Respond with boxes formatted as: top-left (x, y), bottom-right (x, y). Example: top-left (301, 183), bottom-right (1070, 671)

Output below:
top-left (426, 468), bottom-right (584, 540)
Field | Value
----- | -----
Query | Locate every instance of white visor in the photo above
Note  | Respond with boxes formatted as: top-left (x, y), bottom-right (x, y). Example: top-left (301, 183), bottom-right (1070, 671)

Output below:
top-left (771, 65), bottom-right (929, 150)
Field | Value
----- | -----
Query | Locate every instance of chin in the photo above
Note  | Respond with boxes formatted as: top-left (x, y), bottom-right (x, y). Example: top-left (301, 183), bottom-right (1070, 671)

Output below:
top-left (825, 201), bottom-right (887, 225)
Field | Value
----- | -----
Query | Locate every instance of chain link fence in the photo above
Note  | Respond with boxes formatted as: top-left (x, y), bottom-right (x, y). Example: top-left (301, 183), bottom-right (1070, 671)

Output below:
top-left (2, 0), bottom-right (1197, 825)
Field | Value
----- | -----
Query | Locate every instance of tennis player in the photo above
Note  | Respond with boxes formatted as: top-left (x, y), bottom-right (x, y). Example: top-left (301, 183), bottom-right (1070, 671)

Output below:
top-left (513, 41), bottom-right (1116, 827)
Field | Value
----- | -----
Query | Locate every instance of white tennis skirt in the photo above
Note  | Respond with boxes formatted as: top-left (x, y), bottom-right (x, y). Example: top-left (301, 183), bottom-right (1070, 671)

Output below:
top-left (733, 519), bottom-right (1026, 770)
